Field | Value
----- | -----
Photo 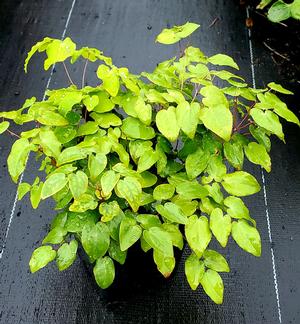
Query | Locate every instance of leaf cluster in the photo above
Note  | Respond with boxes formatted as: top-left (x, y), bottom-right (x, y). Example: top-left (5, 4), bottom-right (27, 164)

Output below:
top-left (257, 0), bottom-right (300, 22)
top-left (1, 22), bottom-right (299, 304)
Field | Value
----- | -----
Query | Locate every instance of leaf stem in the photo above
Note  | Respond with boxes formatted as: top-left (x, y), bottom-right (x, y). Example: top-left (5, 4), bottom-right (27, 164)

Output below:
top-left (6, 129), bottom-right (20, 138)
top-left (62, 62), bottom-right (75, 86)
top-left (82, 59), bottom-right (89, 88)
top-left (191, 84), bottom-right (200, 103)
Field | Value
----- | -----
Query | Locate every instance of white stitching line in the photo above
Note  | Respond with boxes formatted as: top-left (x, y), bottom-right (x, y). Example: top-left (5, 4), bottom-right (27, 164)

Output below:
top-left (0, 0), bottom-right (77, 260)
top-left (246, 6), bottom-right (282, 323)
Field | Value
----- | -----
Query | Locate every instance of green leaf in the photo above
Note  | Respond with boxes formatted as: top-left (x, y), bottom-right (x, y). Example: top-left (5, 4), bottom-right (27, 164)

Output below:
top-left (153, 249), bottom-right (175, 278)
top-left (69, 193), bottom-right (98, 212)
top-left (100, 170), bottom-right (120, 197)
top-left (268, 0), bottom-right (291, 22)
top-left (41, 173), bottom-right (68, 199)
top-left (176, 181), bottom-right (208, 200)
top-left (36, 111), bottom-right (68, 126)
top-left (156, 22), bottom-right (200, 44)
top-left (68, 171), bottom-right (88, 199)
top-left (137, 149), bottom-right (159, 173)
top-left (99, 201), bottom-right (121, 222)
top-left (156, 107), bottom-right (180, 142)
top-left (51, 211), bottom-right (68, 229)
top-left (223, 141), bottom-right (244, 170)
top-left (0, 121), bottom-right (9, 134)
top-left (57, 147), bottom-right (87, 166)
top-left (56, 240), bottom-right (78, 271)
top-left (185, 254), bottom-right (205, 290)
top-left (58, 91), bottom-right (83, 115)
top-left (200, 269), bottom-right (224, 304)
top-left (224, 196), bottom-right (256, 226)
top-left (290, 0), bottom-right (300, 19)
top-left (90, 112), bottom-right (121, 128)
top-left (54, 126), bottom-right (77, 144)
top-left (249, 125), bottom-right (271, 152)
top-left (93, 91), bottom-right (115, 113)
top-left (44, 37), bottom-right (76, 70)
top-left (24, 37), bottom-right (53, 72)
top-left (30, 182), bottom-right (43, 209)
top-left (88, 153), bottom-right (107, 181)
top-left (64, 210), bottom-right (98, 232)
top-left (121, 117), bottom-right (156, 140)
top-left (185, 215), bottom-right (211, 257)
top-left (39, 129), bottom-right (61, 159)
top-left (153, 184), bottom-right (175, 200)
top-left (29, 246), bottom-right (56, 273)
top-left (200, 85), bottom-right (229, 108)
top-left (136, 214), bottom-right (161, 229)
top-left (108, 240), bottom-right (127, 264)
top-left (232, 220), bottom-right (261, 257)
top-left (257, 0), bottom-right (273, 10)
top-left (199, 105), bottom-right (232, 142)
top-left (176, 101), bottom-right (200, 139)
top-left (274, 105), bottom-right (300, 126)
top-left (7, 138), bottom-right (32, 183)
top-left (250, 108), bottom-right (284, 140)
top-left (222, 171), bottom-right (261, 196)
top-left (186, 148), bottom-right (210, 180)
top-left (82, 222), bottom-right (110, 261)
top-left (93, 256), bottom-right (115, 289)
top-left (116, 176), bottom-right (142, 212)
top-left (268, 82), bottom-right (293, 95)
top-left (42, 226), bottom-right (67, 244)
top-left (119, 217), bottom-right (142, 251)
top-left (171, 196), bottom-right (198, 216)
top-left (209, 208), bottom-right (231, 247)
top-left (77, 121), bottom-right (99, 136)
top-left (97, 65), bottom-right (119, 97)
top-left (134, 97), bottom-right (152, 125)
top-left (144, 227), bottom-right (173, 256)
top-left (156, 202), bottom-right (188, 224)
top-left (244, 142), bottom-right (271, 172)
top-left (162, 223), bottom-right (183, 249)
top-left (203, 250), bottom-right (230, 272)
top-left (206, 156), bottom-right (227, 182)
top-left (83, 95), bottom-right (99, 111)
top-left (208, 53), bottom-right (239, 70)
top-left (17, 182), bottom-right (31, 200)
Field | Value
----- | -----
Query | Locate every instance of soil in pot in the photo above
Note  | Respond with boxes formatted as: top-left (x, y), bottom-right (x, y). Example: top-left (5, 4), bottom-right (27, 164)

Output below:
top-left (78, 242), bottom-right (184, 300)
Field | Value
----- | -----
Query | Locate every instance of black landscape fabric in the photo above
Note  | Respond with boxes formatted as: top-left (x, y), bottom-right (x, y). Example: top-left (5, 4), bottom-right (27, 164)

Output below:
top-left (0, 0), bottom-right (299, 323)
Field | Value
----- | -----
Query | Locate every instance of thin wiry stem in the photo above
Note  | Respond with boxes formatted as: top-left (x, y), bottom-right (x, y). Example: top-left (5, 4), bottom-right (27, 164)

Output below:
top-left (6, 129), bottom-right (20, 138)
top-left (82, 59), bottom-right (89, 88)
top-left (62, 62), bottom-right (75, 85)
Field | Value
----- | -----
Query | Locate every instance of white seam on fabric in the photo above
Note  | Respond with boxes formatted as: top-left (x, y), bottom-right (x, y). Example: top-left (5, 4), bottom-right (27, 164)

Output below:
top-left (246, 7), bottom-right (282, 323)
top-left (0, 0), bottom-right (77, 260)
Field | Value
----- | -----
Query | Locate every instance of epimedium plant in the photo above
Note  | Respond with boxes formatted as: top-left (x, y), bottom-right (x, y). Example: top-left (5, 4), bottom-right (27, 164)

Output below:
top-left (0, 22), bottom-right (299, 304)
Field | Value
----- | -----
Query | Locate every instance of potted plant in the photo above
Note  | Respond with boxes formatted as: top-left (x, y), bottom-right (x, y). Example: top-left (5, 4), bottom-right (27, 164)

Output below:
top-left (0, 22), bottom-right (298, 304)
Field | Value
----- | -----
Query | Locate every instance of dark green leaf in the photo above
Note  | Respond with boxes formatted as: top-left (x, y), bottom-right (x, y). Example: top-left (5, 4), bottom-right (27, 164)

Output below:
top-left (82, 222), bottom-right (110, 261)
top-left (93, 256), bottom-right (115, 289)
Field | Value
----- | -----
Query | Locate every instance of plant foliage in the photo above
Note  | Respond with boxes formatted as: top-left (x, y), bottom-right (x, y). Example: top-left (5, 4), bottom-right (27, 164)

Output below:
top-left (1, 22), bottom-right (299, 304)
top-left (257, 0), bottom-right (300, 22)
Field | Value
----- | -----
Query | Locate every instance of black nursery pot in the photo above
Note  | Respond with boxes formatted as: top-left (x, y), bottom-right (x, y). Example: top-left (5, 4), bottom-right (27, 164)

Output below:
top-left (78, 242), bottom-right (184, 299)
